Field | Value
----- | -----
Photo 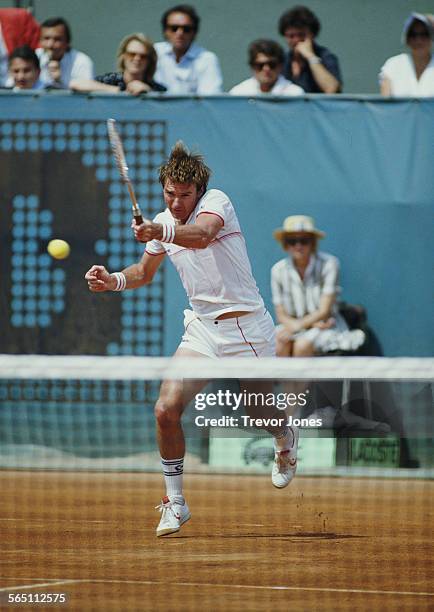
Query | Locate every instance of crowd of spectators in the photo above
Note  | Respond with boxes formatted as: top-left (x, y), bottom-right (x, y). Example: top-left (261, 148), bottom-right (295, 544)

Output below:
top-left (0, 4), bottom-right (433, 96)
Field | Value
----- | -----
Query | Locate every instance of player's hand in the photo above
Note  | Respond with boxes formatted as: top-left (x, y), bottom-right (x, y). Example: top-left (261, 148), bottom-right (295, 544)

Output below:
top-left (85, 265), bottom-right (115, 292)
top-left (132, 219), bottom-right (158, 243)
top-left (126, 80), bottom-right (151, 96)
top-left (294, 37), bottom-right (315, 61)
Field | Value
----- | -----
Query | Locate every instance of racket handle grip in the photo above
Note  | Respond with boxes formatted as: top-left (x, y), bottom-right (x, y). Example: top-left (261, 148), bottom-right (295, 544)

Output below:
top-left (134, 213), bottom-right (146, 242)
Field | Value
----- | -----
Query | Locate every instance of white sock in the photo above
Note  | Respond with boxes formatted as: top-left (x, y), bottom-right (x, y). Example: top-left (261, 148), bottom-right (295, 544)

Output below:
top-left (274, 426), bottom-right (298, 452)
top-left (161, 457), bottom-right (184, 500)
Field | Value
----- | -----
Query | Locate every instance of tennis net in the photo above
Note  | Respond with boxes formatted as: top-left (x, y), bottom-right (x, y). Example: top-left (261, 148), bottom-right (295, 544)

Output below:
top-left (0, 355), bottom-right (433, 475)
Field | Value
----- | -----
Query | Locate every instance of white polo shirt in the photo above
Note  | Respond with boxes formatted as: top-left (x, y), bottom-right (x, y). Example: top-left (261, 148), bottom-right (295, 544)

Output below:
top-left (379, 53), bottom-right (434, 97)
top-left (146, 189), bottom-right (264, 318)
top-left (229, 75), bottom-right (304, 96)
top-left (36, 47), bottom-right (94, 88)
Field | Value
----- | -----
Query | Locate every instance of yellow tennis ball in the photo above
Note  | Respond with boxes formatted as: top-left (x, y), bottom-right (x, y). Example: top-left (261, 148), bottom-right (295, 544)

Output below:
top-left (47, 239), bottom-right (70, 260)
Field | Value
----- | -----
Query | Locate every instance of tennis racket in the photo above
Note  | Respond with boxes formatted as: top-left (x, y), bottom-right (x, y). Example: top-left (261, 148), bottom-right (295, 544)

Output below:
top-left (107, 118), bottom-right (144, 225)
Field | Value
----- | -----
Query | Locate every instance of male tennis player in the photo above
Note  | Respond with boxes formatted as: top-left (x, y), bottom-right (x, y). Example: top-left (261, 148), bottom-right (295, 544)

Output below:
top-left (85, 142), bottom-right (299, 536)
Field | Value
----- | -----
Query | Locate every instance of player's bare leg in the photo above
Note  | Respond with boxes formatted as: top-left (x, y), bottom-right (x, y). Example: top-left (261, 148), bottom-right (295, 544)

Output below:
top-left (154, 348), bottom-right (209, 536)
top-left (275, 331), bottom-right (307, 467)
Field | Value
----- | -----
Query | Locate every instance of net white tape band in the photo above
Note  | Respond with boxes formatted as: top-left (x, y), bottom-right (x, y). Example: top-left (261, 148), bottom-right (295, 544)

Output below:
top-left (0, 356), bottom-right (433, 381)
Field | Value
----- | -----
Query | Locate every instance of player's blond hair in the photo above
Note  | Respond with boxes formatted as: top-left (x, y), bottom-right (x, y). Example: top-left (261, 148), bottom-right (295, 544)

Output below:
top-left (159, 141), bottom-right (211, 191)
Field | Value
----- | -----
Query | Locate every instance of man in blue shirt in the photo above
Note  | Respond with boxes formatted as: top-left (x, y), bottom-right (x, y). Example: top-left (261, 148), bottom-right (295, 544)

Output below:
top-left (154, 4), bottom-right (223, 95)
top-left (278, 5), bottom-right (342, 93)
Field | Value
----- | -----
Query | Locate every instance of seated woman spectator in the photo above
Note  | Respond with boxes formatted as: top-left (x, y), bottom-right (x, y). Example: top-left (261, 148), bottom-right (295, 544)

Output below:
top-left (271, 216), bottom-right (391, 437)
top-left (379, 13), bottom-right (434, 97)
top-left (230, 39), bottom-right (303, 96)
top-left (70, 33), bottom-right (166, 95)
top-left (271, 215), bottom-right (365, 357)
top-left (8, 45), bottom-right (44, 90)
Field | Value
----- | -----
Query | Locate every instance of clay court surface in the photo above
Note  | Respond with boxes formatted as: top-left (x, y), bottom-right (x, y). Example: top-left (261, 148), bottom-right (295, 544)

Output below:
top-left (0, 471), bottom-right (433, 611)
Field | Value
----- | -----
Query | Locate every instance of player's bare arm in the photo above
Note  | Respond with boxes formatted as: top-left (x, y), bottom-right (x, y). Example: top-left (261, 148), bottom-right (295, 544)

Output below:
top-left (85, 252), bottom-right (164, 292)
top-left (132, 213), bottom-right (223, 249)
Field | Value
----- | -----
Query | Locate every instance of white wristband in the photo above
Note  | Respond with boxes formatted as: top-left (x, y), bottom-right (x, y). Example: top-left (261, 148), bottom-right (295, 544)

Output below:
top-left (308, 56), bottom-right (322, 65)
top-left (160, 222), bottom-right (175, 243)
top-left (112, 272), bottom-right (126, 291)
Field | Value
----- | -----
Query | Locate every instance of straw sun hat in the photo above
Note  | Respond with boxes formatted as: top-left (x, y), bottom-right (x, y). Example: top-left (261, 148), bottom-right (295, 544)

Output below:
top-left (273, 215), bottom-right (325, 242)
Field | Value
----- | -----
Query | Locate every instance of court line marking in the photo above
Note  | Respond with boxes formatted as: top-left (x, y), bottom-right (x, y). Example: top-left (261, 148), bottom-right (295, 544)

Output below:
top-left (0, 518), bottom-right (111, 523)
top-left (0, 579), bottom-right (62, 583)
top-left (1, 579), bottom-right (433, 597)
top-left (0, 580), bottom-right (78, 592)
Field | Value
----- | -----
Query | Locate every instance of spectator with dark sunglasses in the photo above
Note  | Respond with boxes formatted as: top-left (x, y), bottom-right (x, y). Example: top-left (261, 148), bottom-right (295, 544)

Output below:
top-left (380, 13), bottom-right (434, 97)
top-left (154, 4), bottom-right (222, 94)
top-left (230, 39), bottom-right (304, 96)
top-left (271, 215), bottom-right (365, 357)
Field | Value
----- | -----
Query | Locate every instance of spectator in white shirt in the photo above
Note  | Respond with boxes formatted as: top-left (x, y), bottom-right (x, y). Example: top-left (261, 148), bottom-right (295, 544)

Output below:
top-left (380, 13), bottom-right (434, 97)
top-left (230, 39), bottom-right (304, 96)
top-left (154, 4), bottom-right (222, 94)
top-left (36, 17), bottom-right (94, 89)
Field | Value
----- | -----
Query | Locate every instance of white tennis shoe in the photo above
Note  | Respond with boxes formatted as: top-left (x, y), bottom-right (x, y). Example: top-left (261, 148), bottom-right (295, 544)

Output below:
top-left (155, 495), bottom-right (191, 537)
top-left (272, 426), bottom-right (299, 489)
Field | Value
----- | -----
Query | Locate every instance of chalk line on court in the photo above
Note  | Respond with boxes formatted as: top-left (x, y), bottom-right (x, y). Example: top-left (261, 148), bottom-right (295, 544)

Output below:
top-left (0, 578), bottom-right (433, 598)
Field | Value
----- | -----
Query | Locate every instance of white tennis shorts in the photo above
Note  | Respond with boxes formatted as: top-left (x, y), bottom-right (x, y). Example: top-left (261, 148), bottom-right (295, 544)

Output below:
top-left (179, 309), bottom-right (276, 358)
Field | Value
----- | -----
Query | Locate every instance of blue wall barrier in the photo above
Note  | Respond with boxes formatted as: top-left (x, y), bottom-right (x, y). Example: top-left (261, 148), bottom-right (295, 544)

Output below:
top-left (0, 93), bottom-right (433, 356)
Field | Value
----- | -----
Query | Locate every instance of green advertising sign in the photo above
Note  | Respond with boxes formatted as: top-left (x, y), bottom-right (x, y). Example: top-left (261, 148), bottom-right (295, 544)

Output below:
top-left (350, 438), bottom-right (400, 468)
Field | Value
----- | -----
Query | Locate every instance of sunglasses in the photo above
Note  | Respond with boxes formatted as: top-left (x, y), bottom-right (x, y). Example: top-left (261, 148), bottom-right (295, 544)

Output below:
top-left (166, 24), bottom-right (195, 33)
top-left (284, 237), bottom-right (312, 246)
top-left (407, 30), bottom-right (430, 39)
top-left (252, 60), bottom-right (279, 71)
top-left (125, 51), bottom-right (148, 60)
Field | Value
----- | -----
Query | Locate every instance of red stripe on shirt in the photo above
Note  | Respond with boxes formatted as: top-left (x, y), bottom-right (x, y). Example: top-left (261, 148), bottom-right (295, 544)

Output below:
top-left (212, 231), bottom-right (241, 242)
top-left (196, 211), bottom-right (225, 226)
top-left (209, 231), bottom-right (242, 246)
top-left (167, 232), bottom-right (242, 252)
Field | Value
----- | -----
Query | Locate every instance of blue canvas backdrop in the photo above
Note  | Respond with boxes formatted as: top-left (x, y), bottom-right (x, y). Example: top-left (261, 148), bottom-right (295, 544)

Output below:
top-left (0, 93), bottom-right (432, 356)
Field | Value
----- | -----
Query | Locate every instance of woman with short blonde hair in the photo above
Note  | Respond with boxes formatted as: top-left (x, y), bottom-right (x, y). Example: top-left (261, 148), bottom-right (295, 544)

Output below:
top-left (70, 32), bottom-right (166, 95)
top-left (116, 33), bottom-right (157, 83)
